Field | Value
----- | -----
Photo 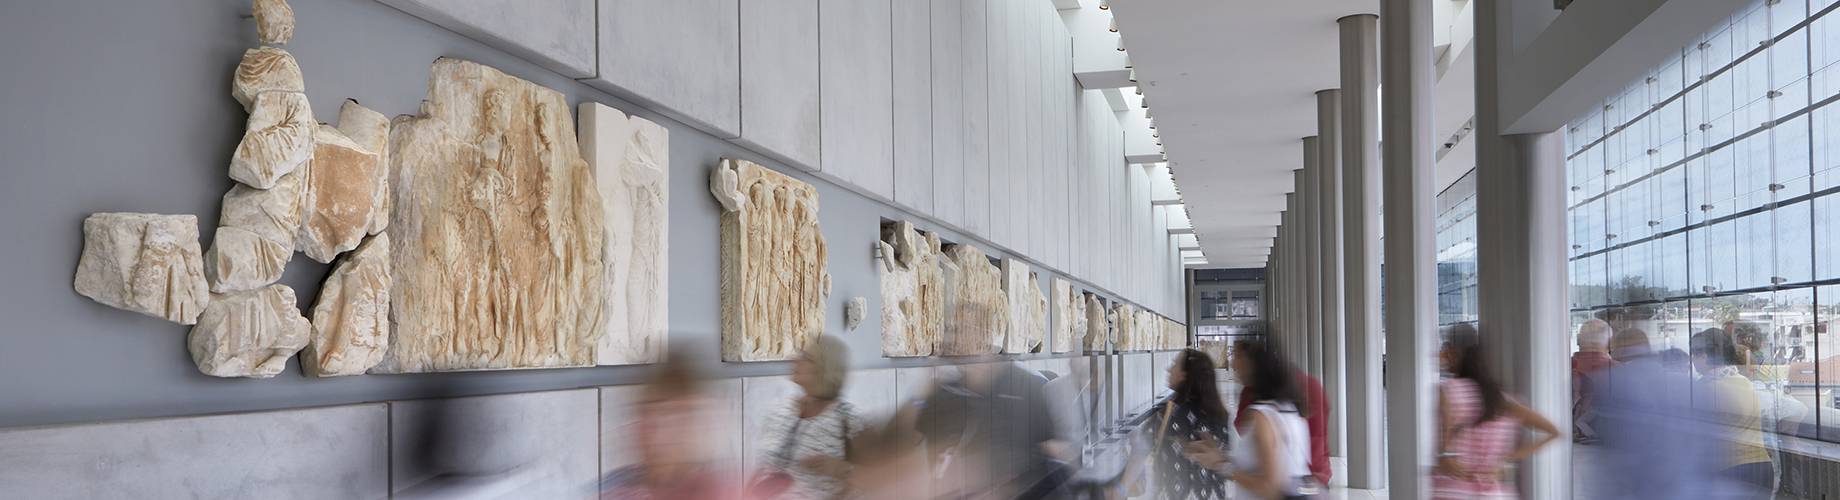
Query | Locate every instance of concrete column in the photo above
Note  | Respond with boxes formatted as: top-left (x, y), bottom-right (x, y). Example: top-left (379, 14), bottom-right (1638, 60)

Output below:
top-left (1302, 138), bottom-right (1323, 377)
top-left (1474, 0), bottom-right (1573, 493)
top-left (1380, 0), bottom-right (1438, 497)
top-left (1316, 89), bottom-right (1347, 459)
top-left (1337, 12), bottom-right (1384, 490)
top-left (1284, 192), bottom-right (1299, 359)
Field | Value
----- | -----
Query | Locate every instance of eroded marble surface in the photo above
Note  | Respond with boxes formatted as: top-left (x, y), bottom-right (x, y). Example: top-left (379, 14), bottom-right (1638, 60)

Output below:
top-left (711, 159), bottom-right (829, 362)
top-left (74, 213), bottom-right (210, 325)
top-left (253, 0), bottom-right (294, 45)
top-left (296, 123), bottom-right (382, 263)
top-left (230, 91), bottom-right (314, 190)
top-left (999, 259), bottom-right (1036, 354)
top-left (204, 225), bottom-right (291, 293)
top-left (878, 221), bottom-right (942, 357)
top-left (1050, 278), bottom-right (1072, 354)
top-left (188, 284), bottom-right (311, 378)
top-left (579, 102), bottom-right (670, 366)
top-left (303, 233), bottom-right (390, 377)
top-left (376, 58), bottom-right (605, 373)
top-left (1083, 293), bottom-right (1107, 352)
top-left (939, 244), bottom-right (1003, 356)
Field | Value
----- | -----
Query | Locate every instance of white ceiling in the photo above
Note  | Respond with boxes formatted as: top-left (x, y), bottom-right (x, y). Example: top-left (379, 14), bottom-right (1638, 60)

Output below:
top-left (1109, 0), bottom-right (1379, 268)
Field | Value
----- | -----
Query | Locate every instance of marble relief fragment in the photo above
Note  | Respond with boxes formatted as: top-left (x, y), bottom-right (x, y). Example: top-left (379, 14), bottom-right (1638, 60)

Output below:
top-left (253, 0), bottom-right (295, 45)
top-left (204, 225), bottom-right (291, 293)
top-left (939, 244), bottom-right (1004, 356)
top-left (231, 47), bottom-right (304, 110)
top-left (1049, 278), bottom-right (1073, 354)
top-left (230, 91), bottom-right (315, 189)
top-left (188, 283), bottom-right (311, 378)
top-left (878, 221), bottom-right (943, 357)
top-left (1111, 303), bottom-right (1137, 351)
top-left (846, 297), bottom-right (867, 331)
top-left (1024, 273), bottom-right (1047, 354)
top-left (217, 168), bottom-right (305, 246)
top-left (999, 259), bottom-right (1032, 354)
top-left (377, 58), bottom-right (605, 373)
top-left (335, 99), bottom-right (393, 235)
top-left (711, 159), bottom-right (829, 362)
top-left (1135, 310), bottom-right (1156, 351)
top-left (1083, 293), bottom-right (1107, 351)
top-left (296, 124), bottom-right (381, 263)
top-left (74, 213), bottom-right (211, 324)
top-left (303, 233), bottom-right (390, 377)
top-left (580, 102), bottom-right (670, 366)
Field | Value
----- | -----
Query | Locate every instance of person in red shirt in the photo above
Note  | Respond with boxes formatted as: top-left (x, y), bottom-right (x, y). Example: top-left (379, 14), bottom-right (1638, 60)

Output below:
top-left (1232, 340), bottom-right (1331, 487)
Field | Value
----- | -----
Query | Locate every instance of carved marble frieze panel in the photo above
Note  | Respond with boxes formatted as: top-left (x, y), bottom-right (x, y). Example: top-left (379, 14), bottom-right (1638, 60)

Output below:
top-left (376, 58), bottom-right (606, 373)
top-left (1083, 293), bottom-right (1107, 352)
top-left (878, 221), bottom-right (942, 357)
top-left (710, 159), bottom-right (829, 362)
top-left (939, 244), bottom-right (1004, 356)
top-left (579, 102), bottom-right (670, 366)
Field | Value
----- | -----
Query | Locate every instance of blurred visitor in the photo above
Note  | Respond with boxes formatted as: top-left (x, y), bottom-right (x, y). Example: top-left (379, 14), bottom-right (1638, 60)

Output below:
top-left (1691, 328), bottom-right (1771, 498)
top-left (1185, 340), bottom-right (1313, 500)
top-left (1233, 342), bottom-right (1331, 487)
top-left (1122, 348), bottom-right (1232, 500)
top-left (751, 335), bottom-right (867, 500)
top-left (1572, 319), bottom-right (1619, 444)
top-left (600, 352), bottom-right (740, 500)
top-left (1430, 324), bottom-right (1560, 500)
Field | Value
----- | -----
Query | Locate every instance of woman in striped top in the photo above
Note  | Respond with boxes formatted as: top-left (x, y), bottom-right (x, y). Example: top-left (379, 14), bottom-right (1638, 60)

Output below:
top-left (1431, 325), bottom-right (1560, 500)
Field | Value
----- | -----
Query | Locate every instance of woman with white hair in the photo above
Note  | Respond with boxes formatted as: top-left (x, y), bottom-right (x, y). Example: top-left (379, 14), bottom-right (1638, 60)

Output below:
top-left (753, 334), bottom-right (865, 500)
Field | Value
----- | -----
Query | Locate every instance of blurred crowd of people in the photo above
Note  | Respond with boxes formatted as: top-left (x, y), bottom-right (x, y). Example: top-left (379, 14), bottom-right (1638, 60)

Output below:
top-left (399, 311), bottom-right (1840, 500)
top-left (1578, 312), bottom-right (1813, 500)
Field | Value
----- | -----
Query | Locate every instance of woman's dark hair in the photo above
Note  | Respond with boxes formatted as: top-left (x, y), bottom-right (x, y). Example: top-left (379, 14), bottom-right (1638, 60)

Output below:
top-left (1234, 340), bottom-right (1310, 418)
top-left (1174, 348), bottom-right (1233, 425)
top-left (1691, 328), bottom-right (1742, 366)
top-left (1444, 324), bottom-right (1507, 423)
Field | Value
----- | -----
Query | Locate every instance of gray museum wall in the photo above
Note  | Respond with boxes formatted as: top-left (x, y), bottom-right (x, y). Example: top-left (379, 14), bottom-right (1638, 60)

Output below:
top-left (0, 0), bottom-right (1182, 429)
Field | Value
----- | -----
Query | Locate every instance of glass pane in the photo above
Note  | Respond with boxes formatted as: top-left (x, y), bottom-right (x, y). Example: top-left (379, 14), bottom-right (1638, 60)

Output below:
top-left (1815, 285), bottom-right (1840, 442)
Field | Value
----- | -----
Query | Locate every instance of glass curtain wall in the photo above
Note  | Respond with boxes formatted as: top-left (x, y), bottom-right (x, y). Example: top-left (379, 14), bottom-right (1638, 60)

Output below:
top-left (1565, 0), bottom-right (1840, 452)
top-left (1437, 170), bottom-right (1480, 327)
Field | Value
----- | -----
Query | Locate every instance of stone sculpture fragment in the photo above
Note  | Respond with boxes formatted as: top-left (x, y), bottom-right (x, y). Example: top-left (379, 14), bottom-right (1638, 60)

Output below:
top-left (1083, 293), bottom-right (1107, 351)
top-left (377, 58), bottom-right (605, 373)
top-left (1049, 278), bottom-right (1073, 354)
top-left (296, 123), bottom-right (382, 263)
top-left (1135, 310), bottom-right (1156, 351)
top-left (999, 259), bottom-right (1034, 354)
top-left (303, 233), bottom-right (390, 377)
top-left (939, 244), bottom-right (1005, 356)
top-left (231, 47), bottom-right (304, 110)
top-left (1111, 303), bottom-right (1137, 351)
top-left (878, 221), bottom-right (943, 357)
top-left (188, 283), bottom-right (311, 378)
top-left (845, 297), bottom-right (867, 331)
top-left (204, 225), bottom-right (292, 293)
top-left (75, 213), bottom-right (212, 325)
top-left (1061, 284), bottom-right (1087, 354)
top-left (710, 159), bottom-right (829, 362)
top-left (217, 167), bottom-right (305, 247)
top-left (1025, 273), bottom-right (1048, 354)
top-left (230, 91), bottom-right (315, 189)
top-left (253, 0), bottom-right (295, 45)
top-left (336, 99), bottom-right (393, 236)
top-left (580, 102), bottom-right (670, 366)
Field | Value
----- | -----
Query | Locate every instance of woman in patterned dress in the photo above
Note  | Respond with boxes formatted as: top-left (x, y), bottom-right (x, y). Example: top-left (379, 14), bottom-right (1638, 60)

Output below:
top-left (1431, 325), bottom-right (1561, 500)
top-left (754, 335), bottom-right (866, 500)
top-left (1138, 348), bottom-right (1234, 500)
